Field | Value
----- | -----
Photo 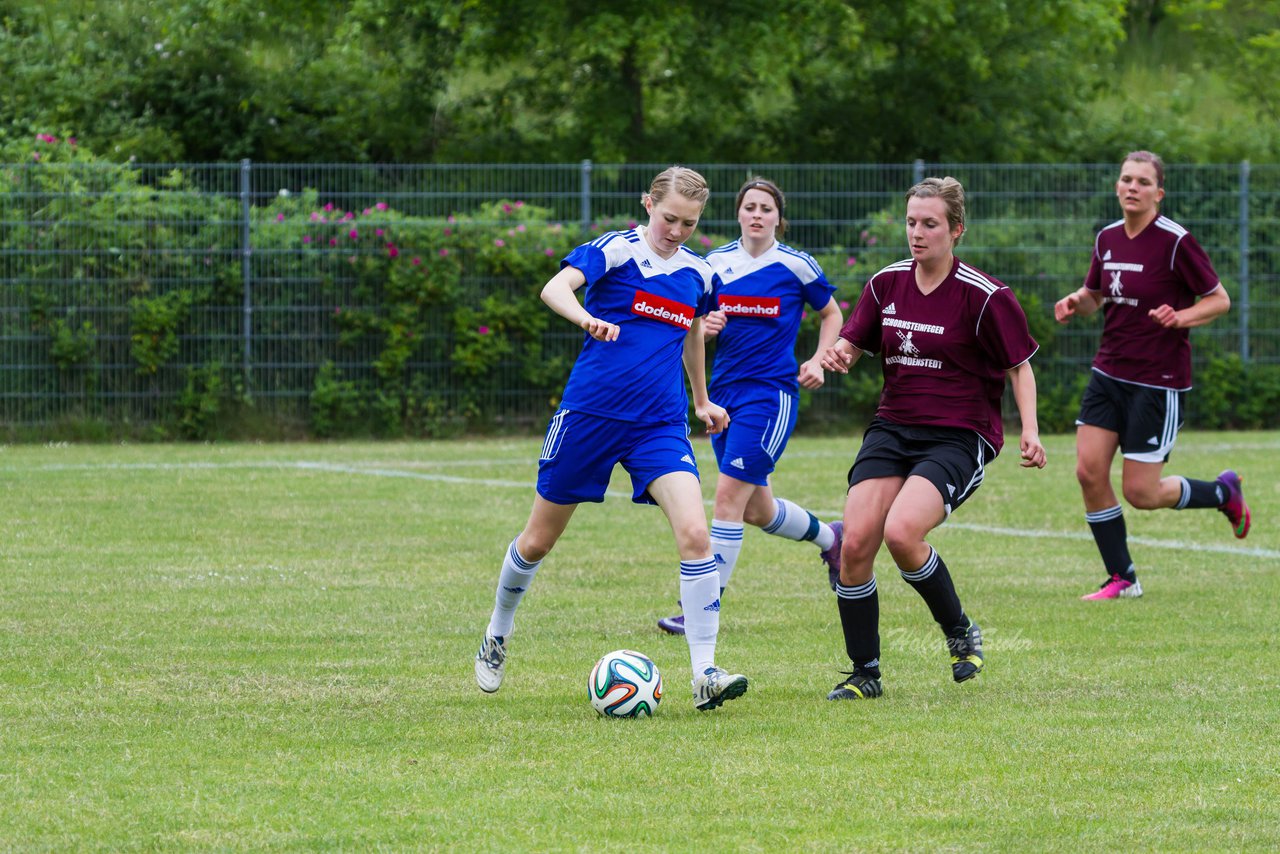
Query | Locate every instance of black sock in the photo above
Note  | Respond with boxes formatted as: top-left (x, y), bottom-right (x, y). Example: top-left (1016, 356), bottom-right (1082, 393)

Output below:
top-left (1176, 477), bottom-right (1224, 510)
top-left (899, 547), bottom-right (965, 633)
top-left (1085, 505), bottom-right (1137, 582)
top-left (835, 576), bottom-right (880, 678)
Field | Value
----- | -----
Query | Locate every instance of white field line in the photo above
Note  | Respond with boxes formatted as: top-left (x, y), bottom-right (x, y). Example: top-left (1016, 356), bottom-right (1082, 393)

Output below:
top-left (8, 459), bottom-right (1279, 561)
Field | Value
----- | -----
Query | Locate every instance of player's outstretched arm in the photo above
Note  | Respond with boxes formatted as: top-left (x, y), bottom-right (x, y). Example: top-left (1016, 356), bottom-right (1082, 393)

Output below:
top-left (1054, 287), bottom-right (1102, 324)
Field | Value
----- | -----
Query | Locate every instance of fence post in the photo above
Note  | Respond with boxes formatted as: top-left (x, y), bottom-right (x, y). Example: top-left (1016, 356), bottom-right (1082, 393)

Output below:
top-left (580, 159), bottom-right (592, 230)
top-left (240, 158), bottom-right (253, 394)
top-left (913, 158), bottom-right (925, 185)
top-left (1238, 159), bottom-right (1250, 363)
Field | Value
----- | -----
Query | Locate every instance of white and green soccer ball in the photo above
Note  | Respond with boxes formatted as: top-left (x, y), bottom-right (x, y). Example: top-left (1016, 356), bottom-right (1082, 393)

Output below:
top-left (588, 649), bottom-right (662, 718)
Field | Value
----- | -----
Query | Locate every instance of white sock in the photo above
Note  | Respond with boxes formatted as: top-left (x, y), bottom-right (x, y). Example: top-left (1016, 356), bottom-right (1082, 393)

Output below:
top-left (710, 520), bottom-right (744, 590)
top-left (679, 557), bottom-right (720, 676)
top-left (486, 539), bottom-right (541, 638)
top-left (762, 497), bottom-right (832, 549)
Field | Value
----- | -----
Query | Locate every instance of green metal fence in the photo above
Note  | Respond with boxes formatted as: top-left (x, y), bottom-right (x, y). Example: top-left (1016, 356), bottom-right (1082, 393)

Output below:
top-left (2, 161), bottom-right (1277, 431)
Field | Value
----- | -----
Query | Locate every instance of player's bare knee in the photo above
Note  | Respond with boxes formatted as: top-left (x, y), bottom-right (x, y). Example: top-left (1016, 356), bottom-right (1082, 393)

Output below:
top-left (1122, 483), bottom-right (1163, 510)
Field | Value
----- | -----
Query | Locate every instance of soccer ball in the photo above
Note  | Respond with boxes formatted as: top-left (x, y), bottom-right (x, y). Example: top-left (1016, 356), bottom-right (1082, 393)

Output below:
top-left (588, 649), bottom-right (662, 718)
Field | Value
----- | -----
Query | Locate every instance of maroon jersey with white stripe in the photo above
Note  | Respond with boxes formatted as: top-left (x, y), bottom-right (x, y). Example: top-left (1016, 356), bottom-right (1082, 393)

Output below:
top-left (1083, 216), bottom-right (1220, 390)
top-left (840, 257), bottom-right (1038, 454)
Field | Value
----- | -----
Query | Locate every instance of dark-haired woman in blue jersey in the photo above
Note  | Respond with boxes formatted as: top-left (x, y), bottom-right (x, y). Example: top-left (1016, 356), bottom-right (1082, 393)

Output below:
top-left (656, 177), bottom-right (845, 636)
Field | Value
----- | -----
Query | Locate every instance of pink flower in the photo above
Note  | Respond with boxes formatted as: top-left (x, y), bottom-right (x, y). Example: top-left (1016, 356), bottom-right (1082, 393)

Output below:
top-left (67, 138), bottom-right (77, 146)
top-left (502, 203), bottom-right (513, 213)
top-left (443, 228), bottom-right (452, 236)
top-left (387, 245), bottom-right (399, 258)
top-left (867, 236), bottom-right (878, 246)
top-left (860, 229), bottom-right (870, 242)
top-left (699, 236), bottom-right (712, 248)
top-left (310, 212), bottom-right (321, 222)
top-left (411, 257), bottom-right (422, 266)
top-left (839, 300), bottom-right (850, 310)
top-left (343, 212), bottom-right (354, 221)
top-left (627, 220), bottom-right (637, 229)
top-left (31, 152), bottom-right (40, 161)
top-left (478, 326), bottom-right (490, 335)
top-left (363, 208), bottom-right (372, 216)
top-left (376, 202), bottom-right (388, 211)
top-left (438, 248), bottom-right (449, 257)
top-left (324, 203), bottom-right (334, 212)
top-left (516, 224), bottom-right (527, 233)
top-left (329, 238), bottom-right (338, 247)
top-left (276, 213), bottom-right (285, 222)
top-left (801, 311), bottom-right (809, 320)
top-left (447, 215), bottom-right (457, 224)
top-left (494, 238), bottom-right (505, 247)
top-left (507, 228), bottom-right (515, 236)
top-left (544, 248), bottom-right (555, 257)
top-left (375, 228), bottom-right (384, 237)
top-left (349, 229), bottom-right (359, 239)
top-left (302, 235), bottom-right (312, 243)
top-left (515, 201), bottom-right (524, 208)
top-left (335, 307), bottom-right (343, 315)
top-left (847, 256), bottom-right (857, 266)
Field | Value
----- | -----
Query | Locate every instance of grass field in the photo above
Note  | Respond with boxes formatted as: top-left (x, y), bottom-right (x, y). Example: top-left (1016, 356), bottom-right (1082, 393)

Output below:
top-left (2, 433), bottom-right (1277, 851)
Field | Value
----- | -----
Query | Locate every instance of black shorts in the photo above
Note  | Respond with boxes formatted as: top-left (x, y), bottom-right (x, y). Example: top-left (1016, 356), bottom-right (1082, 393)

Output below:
top-left (847, 419), bottom-right (991, 515)
top-left (1076, 370), bottom-right (1184, 463)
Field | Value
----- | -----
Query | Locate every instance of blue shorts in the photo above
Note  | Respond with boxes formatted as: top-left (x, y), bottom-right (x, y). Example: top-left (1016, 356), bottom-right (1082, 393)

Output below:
top-left (536, 409), bottom-right (700, 505)
top-left (709, 385), bottom-right (798, 487)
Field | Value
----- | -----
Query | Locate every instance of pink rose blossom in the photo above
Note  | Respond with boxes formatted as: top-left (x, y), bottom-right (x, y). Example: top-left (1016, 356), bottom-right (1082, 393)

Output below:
top-left (375, 228), bottom-right (384, 237)
top-left (31, 152), bottom-right (40, 161)
top-left (494, 238), bottom-right (505, 247)
top-left (438, 248), bottom-right (449, 257)
top-left (411, 257), bottom-right (422, 266)
top-left (627, 220), bottom-right (637, 229)
top-left (699, 236), bottom-right (712, 248)
top-left (329, 238), bottom-right (338, 247)
top-left (363, 208), bottom-right (371, 216)
top-left (349, 229), bottom-right (358, 239)
top-left (343, 212), bottom-right (354, 221)
top-left (443, 228), bottom-right (452, 236)
top-left (544, 248), bottom-right (555, 257)
top-left (846, 256), bottom-right (857, 266)
top-left (860, 230), bottom-right (870, 242)
top-left (867, 236), bottom-right (878, 246)
top-left (801, 311), bottom-right (809, 320)
top-left (516, 224), bottom-right (527, 232)
top-left (67, 137), bottom-right (77, 146)
top-left (478, 326), bottom-right (490, 335)
top-left (447, 215), bottom-right (457, 224)
top-left (324, 203), bottom-right (334, 212)
top-left (310, 212), bottom-right (321, 222)
top-left (515, 201), bottom-right (524, 208)
top-left (840, 300), bottom-right (850, 310)
top-left (387, 245), bottom-right (399, 258)
top-left (502, 203), bottom-right (512, 213)
top-left (276, 213), bottom-right (285, 222)
top-left (376, 202), bottom-right (388, 211)
top-left (302, 235), bottom-right (312, 243)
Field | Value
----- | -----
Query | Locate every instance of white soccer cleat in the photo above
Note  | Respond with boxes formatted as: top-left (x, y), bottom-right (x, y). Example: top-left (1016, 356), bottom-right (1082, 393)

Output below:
top-left (474, 632), bottom-right (507, 693)
top-left (692, 666), bottom-right (748, 711)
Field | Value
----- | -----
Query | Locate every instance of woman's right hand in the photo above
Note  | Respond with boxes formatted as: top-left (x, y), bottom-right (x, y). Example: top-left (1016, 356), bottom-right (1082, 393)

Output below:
top-left (820, 345), bottom-right (854, 374)
top-left (1054, 292), bottom-right (1082, 323)
top-left (582, 316), bottom-right (620, 342)
top-left (701, 310), bottom-right (727, 338)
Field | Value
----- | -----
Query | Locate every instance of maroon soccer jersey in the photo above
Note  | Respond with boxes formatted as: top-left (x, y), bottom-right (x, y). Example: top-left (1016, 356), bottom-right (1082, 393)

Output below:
top-left (840, 257), bottom-right (1038, 454)
top-left (1083, 216), bottom-right (1220, 389)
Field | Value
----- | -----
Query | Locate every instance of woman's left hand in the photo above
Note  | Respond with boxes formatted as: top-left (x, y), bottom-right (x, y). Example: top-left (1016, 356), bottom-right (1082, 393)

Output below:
top-left (1019, 432), bottom-right (1046, 469)
top-left (695, 402), bottom-right (730, 434)
top-left (797, 358), bottom-right (825, 389)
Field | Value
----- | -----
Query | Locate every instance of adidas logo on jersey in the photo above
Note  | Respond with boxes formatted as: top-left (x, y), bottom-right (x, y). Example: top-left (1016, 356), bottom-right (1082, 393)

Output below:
top-left (680, 454), bottom-right (694, 464)
top-left (640, 259), bottom-right (653, 268)
top-left (1103, 250), bottom-right (1112, 261)
top-left (723, 267), bottom-right (734, 275)
top-left (883, 302), bottom-right (897, 315)
top-left (730, 457), bottom-right (745, 470)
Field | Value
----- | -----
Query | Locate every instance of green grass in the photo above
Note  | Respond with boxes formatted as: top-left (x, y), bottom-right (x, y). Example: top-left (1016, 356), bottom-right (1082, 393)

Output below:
top-left (2, 434), bottom-right (1278, 850)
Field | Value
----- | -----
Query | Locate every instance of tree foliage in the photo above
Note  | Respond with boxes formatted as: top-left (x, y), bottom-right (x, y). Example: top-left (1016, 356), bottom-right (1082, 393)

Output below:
top-left (2, 0), bottom-right (1278, 163)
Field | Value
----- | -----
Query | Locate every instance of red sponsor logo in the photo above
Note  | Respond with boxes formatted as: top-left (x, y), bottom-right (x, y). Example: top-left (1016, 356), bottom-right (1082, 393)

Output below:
top-left (719, 295), bottom-right (781, 318)
top-left (632, 290), bottom-right (694, 329)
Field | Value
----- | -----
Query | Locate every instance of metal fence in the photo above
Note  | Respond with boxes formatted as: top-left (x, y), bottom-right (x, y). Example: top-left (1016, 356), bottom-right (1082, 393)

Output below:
top-left (2, 160), bottom-right (1277, 431)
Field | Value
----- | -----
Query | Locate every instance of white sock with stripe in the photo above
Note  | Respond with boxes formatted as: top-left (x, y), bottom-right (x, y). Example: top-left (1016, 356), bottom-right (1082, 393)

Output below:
top-left (486, 539), bottom-right (541, 639)
top-left (679, 557), bottom-right (721, 675)
top-left (710, 521), bottom-right (744, 590)
top-left (762, 498), bottom-right (834, 550)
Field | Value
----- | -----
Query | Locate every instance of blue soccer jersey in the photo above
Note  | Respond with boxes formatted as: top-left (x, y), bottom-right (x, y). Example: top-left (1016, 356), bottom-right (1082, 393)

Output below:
top-left (704, 239), bottom-right (835, 395)
top-left (557, 226), bottom-right (715, 424)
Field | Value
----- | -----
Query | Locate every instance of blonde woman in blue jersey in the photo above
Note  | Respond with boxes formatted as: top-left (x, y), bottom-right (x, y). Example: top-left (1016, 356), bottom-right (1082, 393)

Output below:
top-left (657, 178), bottom-right (844, 635)
top-left (474, 166), bottom-right (750, 711)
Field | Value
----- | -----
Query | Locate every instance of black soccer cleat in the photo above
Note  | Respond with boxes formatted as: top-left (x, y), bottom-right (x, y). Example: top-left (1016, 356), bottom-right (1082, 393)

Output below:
top-left (946, 619), bottom-right (984, 683)
top-left (827, 669), bottom-right (883, 700)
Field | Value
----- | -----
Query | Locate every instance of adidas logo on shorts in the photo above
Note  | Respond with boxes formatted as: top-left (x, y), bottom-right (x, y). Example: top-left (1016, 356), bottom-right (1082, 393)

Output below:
top-left (680, 454), bottom-right (694, 464)
top-left (730, 457), bottom-right (745, 470)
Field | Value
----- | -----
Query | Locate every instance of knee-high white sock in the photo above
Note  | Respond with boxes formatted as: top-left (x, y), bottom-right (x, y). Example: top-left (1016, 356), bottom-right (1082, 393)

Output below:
top-left (710, 520), bottom-right (744, 590)
top-left (679, 557), bottom-right (721, 675)
top-left (486, 539), bottom-right (541, 638)
top-left (762, 497), bottom-right (834, 550)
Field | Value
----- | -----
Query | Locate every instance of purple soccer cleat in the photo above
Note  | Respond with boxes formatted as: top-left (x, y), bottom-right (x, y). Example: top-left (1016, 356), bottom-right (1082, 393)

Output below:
top-left (1216, 470), bottom-right (1251, 539)
top-left (820, 521), bottom-right (843, 591)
